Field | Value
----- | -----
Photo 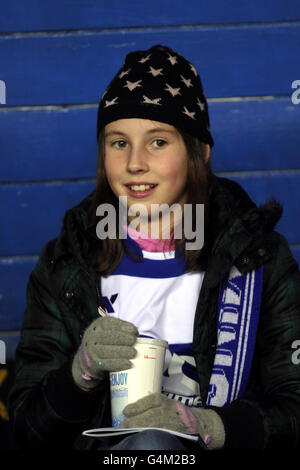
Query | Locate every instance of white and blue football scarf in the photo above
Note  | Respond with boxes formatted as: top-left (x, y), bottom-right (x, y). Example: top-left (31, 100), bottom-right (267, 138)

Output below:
top-left (206, 265), bottom-right (264, 407)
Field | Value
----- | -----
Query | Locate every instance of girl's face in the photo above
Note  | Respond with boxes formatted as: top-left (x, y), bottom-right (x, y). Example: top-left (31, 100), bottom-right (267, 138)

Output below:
top-left (104, 118), bottom-right (189, 235)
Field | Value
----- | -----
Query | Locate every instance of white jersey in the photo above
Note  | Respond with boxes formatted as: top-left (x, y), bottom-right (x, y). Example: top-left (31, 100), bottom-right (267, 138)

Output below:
top-left (101, 238), bottom-right (205, 407)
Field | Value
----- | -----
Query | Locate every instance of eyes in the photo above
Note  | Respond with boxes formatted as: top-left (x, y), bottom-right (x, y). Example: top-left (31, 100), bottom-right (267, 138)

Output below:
top-left (110, 138), bottom-right (168, 149)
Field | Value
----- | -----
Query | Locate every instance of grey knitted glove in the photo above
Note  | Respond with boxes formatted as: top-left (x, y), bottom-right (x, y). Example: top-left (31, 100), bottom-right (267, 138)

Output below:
top-left (121, 392), bottom-right (225, 450)
top-left (72, 316), bottom-right (139, 391)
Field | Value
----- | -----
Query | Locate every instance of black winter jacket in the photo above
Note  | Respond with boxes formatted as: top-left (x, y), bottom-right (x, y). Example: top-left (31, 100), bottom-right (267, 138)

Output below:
top-left (8, 175), bottom-right (300, 449)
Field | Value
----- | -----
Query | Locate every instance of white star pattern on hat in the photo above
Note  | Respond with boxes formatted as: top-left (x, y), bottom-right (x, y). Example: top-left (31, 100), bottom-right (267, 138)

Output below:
top-left (119, 68), bottom-right (131, 79)
top-left (189, 63), bottom-right (198, 76)
top-left (180, 75), bottom-right (193, 88)
top-left (197, 97), bottom-right (205, 112)
top-left (165, 83), bottom-right (181, 96)
top-left (139, 54), bottom-right (151, 64)
top-left (142, 95), bottom-right (162, 105)
top-left (167, 54), bottom-right (178, 65)
top-left (123, 80), bottom-right (142, 91)
top-left (104, 97), bottom-right (118, 107)
top-left (148, 66), bottom-right (163, 77)
top-left (182, 106), bottom-right (196, 119)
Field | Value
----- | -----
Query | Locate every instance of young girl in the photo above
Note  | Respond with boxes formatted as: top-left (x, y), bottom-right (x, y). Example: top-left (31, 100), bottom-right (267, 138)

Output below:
top-left (9, 45), bottom-right (300, 451)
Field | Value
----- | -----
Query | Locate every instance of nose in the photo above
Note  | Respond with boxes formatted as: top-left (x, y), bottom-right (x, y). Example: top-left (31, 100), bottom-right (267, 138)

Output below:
top-left (126, 143), bottom-right (149, 174)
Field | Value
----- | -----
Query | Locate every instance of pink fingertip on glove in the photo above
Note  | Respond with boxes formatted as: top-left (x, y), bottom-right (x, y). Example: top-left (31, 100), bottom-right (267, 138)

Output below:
top-left (175, 401), bottom-right (198, 433)
top-left (81, 373), bottom-right (92, 381)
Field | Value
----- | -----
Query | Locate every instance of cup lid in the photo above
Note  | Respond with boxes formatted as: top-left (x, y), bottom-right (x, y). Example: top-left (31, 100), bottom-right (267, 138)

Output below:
top-left (136, 337), bottom-right (168, 349)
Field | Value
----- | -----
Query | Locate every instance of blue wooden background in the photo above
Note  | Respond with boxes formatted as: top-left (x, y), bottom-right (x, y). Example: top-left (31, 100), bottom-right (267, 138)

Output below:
top-left (0, 1), bottom-right (300, 360)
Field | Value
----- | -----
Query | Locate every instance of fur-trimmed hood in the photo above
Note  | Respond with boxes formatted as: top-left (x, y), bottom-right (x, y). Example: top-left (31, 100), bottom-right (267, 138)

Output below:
top-left (203, 176), bottom-right (284, 282)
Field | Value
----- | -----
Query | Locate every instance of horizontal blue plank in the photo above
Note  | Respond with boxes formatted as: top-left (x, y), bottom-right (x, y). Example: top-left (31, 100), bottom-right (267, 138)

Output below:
top-left (211, 98), bottom-right (300, 172)
top-left (0, 174), bottom-right (299, 259)
top-left (1, 0), bottom-right (300, 33)
top-left (0, 106), bottom-right (98, 182)
top-left (0, 181), bottom-right (96, 257)
top-left (0, 23), bottom-right (299, 106)
top-left (1, 98), bottom-right (299, 182)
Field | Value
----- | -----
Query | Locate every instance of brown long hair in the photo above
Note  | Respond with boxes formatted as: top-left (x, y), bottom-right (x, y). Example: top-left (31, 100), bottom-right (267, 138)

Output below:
top-left (87, 127), bottom-right (213, 276)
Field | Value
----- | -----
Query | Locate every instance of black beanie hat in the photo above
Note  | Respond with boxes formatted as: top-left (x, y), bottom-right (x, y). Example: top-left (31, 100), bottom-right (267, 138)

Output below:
top-left (97, 44), bottom-right (214, 147)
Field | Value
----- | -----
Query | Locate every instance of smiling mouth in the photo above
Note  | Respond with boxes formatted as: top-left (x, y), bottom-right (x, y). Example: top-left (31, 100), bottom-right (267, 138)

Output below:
top-left (126, 184), bottom-right (157, 191)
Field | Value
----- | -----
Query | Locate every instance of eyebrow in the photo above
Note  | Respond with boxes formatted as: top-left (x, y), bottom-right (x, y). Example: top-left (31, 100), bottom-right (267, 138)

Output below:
top-left (104, 127), bottom-right (177, 138)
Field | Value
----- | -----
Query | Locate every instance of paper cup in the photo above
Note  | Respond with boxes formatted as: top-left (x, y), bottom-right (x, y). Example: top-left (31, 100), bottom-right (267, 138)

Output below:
top-left (109, 337), bottom-right (168, 427)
